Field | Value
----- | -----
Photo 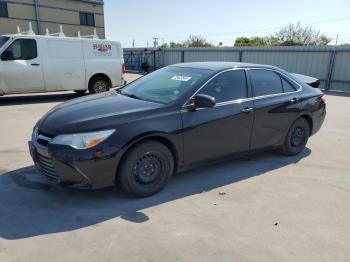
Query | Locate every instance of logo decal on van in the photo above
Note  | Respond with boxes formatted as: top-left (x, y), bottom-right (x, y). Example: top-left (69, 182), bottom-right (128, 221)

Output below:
top-left (93, 43), bottom-right (112, 56)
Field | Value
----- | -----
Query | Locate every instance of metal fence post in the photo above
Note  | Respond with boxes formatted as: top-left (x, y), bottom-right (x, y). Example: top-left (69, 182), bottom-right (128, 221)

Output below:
top-left (153, 50), bottom-right (156, 71)
top-left (326, 48), bottom-right (337, 91)
top-left (181, 50), bottom-right (185, 63)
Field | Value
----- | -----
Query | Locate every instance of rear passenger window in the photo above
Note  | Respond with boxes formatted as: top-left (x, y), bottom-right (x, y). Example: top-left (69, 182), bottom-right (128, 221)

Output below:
top-left (250, 70), bottom-right (283, 97)
top-left (281, 78), bottom-right (297, 92)
top-left (199, 70), bottom-right (247, 103)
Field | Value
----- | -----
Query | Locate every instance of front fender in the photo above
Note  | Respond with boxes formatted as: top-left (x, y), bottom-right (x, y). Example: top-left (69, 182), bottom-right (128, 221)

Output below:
top-left (114, 131), bottom-right (183, 176)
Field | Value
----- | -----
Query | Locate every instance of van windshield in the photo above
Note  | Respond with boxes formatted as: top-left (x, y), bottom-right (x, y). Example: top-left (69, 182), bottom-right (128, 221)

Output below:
top-left (120, 66), bottom-right (212, 104)
top-left (0, 36), bottom-right (9, 49)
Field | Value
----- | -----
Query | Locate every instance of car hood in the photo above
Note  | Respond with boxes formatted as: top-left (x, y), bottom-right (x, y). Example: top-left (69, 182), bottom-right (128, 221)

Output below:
top-left (37, 91), bottom-right (163, 135)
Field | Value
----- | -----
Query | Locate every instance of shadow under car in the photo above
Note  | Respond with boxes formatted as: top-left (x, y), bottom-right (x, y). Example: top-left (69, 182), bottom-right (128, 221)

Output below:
top-left (0, 148), bottom-right (310, 240)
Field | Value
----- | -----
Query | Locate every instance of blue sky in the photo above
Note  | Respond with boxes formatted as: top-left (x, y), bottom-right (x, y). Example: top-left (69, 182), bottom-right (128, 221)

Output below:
top-left (104, 0), bottom-right (350, 47)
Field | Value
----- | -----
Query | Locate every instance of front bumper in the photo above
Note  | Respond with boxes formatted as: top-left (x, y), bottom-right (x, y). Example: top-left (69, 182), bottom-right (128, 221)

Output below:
top-left (28, 139), bottom-right (121, 190)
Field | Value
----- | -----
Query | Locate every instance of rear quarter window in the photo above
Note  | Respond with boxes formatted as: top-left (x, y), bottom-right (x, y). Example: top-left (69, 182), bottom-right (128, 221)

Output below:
top-left (281, 77), bottom-right (297, 92)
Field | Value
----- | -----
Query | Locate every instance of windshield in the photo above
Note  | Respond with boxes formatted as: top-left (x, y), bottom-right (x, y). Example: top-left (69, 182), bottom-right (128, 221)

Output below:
top-left (120, 66), bottom-right (212, 104)
top-left (0, 36), bottom-right (9, 49)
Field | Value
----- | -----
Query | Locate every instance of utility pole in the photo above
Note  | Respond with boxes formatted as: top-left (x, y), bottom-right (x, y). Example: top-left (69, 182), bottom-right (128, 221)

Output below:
top-left (152, 37), bottom-right (159, 48)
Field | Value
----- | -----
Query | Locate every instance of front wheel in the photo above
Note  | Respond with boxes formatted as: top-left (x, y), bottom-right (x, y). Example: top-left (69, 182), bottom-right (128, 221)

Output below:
top-left (118, 141), bottom-right (174, 197)
top-left (281, 118), bottom-right (310, 156)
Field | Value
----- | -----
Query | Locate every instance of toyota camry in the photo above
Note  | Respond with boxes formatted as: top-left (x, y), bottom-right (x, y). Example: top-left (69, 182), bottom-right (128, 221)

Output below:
top-left (29, 62), bottom-right (326, 197)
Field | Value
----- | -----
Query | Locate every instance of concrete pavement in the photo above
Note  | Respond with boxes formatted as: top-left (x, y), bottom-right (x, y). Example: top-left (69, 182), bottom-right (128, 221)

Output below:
top-left (0, 77), bottom-right (349, 262)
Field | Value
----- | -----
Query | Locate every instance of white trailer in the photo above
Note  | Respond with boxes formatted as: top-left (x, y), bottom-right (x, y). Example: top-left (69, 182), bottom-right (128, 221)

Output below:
top-left (0, 25), bottom-right (126, 95)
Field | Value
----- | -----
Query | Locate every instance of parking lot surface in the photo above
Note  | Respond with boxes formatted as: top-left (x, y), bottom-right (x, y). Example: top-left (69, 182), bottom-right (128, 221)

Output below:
top-left (0, 75), bottom-right (349, 262)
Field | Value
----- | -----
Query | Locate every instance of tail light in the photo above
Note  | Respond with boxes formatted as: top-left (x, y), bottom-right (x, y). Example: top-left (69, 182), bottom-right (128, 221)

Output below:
top-left (122, 63), bottom-right (126, 74)
top-left (320, 95), bottom-right (326, 103)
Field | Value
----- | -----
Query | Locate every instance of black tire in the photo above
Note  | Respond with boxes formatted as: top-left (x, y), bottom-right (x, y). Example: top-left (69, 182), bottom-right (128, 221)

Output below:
top-left (74, 90), bottom-right (87, 95)
top-left (118, 140), bottom-right (174, 197)
top-left (88, 76), bottom-right (110, 94)
top-left (281, 118), bottom-right (310, 156)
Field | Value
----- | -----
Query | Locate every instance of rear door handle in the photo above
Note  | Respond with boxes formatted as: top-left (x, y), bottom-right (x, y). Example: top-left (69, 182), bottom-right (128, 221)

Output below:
top-left (242, 107), bottom-right (253, 113)
top-left (31, 63), bottom-right (40, 66)
top-left (290, 97), bottom-right (300, 103)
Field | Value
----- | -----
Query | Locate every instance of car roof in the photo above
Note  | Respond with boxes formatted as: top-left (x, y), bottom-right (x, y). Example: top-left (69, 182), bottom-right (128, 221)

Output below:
top-left (170, 62), bottom-right (278, 71)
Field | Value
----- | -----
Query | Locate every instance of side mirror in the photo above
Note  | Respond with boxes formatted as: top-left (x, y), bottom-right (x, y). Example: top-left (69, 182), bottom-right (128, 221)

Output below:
top-left (1, 50), bottom-right (14, 61)
top-left (191, 94), bottom-right (216, 110)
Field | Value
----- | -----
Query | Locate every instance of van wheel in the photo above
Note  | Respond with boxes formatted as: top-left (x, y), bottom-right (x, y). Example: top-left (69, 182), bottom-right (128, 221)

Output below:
top-left (118, 141), bottom-right (174, 197)
top-left (89, 77), bottom-right (110, 94)
top-left (74, 90), bottom-right (86, 95)
top-left (281, 118), bottom-right (310, 156)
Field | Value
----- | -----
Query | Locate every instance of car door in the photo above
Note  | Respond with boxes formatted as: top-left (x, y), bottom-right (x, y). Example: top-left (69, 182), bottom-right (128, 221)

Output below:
top-left (248, 69), bottom-right (302, 150)
top-left (181, 69), bottom-right (254, 164)
top-left (0, 38), bottom-right (44, 93)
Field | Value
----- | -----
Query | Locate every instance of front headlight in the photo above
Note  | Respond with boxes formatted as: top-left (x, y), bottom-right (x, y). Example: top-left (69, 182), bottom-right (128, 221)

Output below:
top-left (32, 126), bottom-right (38, 140)
top-left (51, 130), bottom-right (115, 150)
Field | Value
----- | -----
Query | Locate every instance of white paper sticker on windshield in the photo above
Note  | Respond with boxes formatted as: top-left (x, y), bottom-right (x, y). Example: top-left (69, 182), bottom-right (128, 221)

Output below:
top-left (171, 76), bottom-right (192, 81)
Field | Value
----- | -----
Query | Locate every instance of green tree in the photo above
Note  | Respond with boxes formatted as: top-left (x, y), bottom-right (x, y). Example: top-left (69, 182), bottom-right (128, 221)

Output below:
top-left (270, 22), bottom-right (331, 46)
top-left (169, 41), bottom-right (185, 48)
top-left (233, 23), bottom-right (331, 47)
top-left (160, 35), bottom-right (212, 48)
top-left (184, 35), bottom-right (212, 47)
top-left (234, 37), bottom-right (268, 47)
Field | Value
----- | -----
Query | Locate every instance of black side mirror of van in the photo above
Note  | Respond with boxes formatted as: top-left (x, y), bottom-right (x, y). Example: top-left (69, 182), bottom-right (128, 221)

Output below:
top-left (1, 51), bottom-right (14, 61)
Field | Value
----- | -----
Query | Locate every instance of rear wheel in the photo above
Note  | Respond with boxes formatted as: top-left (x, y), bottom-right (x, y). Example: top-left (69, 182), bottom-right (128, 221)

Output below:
top-left (118, 141), bottom-right (174, 197)
top-left (281, 118), bottom-right (310, 156)
top-left (89, 76), bottom-right (110, 94)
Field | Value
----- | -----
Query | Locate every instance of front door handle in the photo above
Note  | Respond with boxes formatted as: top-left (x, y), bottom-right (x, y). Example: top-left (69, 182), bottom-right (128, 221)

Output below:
top-left (31, 63), bottom-right (40, 66)
top-left (290, 97), bottom-right (300, 103)
top-left (242, 107), bottom-right (253, 114)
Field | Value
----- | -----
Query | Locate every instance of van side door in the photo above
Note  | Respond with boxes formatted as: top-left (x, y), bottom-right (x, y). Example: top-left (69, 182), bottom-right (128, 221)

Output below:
top-left (0, 38), bottom-right (45, 93)
top-left (42, 39), bottom-right (85, 91)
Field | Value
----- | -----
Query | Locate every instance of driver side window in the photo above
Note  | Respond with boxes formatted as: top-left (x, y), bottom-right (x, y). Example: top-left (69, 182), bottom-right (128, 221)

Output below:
top-left (198, 70), bottom-right (247, 103)
top-left (3, 39), bottom-right (37, 60)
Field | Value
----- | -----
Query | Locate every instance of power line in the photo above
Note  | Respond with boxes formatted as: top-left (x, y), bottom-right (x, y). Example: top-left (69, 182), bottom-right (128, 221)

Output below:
top-left (159, 16), bottom-right (350, 41)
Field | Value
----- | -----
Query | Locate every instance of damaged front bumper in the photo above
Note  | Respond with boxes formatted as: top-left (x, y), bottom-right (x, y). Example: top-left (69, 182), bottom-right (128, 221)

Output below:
top-left (28, 137), bottom-right (121, 190)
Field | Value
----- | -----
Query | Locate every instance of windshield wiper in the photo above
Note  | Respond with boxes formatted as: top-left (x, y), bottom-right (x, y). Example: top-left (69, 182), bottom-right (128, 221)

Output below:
top-left (119, 91), bottom-right (144, 101)
top-left (117, 90), bottom-right (165, 104)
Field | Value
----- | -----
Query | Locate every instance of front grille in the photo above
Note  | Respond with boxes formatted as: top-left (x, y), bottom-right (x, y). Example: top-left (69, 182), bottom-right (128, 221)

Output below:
top-left (36, 153), bottom-right (59, 181)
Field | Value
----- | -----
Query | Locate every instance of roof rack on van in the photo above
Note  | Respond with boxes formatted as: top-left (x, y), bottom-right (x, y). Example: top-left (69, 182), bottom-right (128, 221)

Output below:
top-left (16, 22), bottom-right (35, 35)
top-left (15, 22), bottom-right (99, 39)
top-left (45, 25), bottom-right (66, 37)
top-left (77, 28), bottom-right (99, 39)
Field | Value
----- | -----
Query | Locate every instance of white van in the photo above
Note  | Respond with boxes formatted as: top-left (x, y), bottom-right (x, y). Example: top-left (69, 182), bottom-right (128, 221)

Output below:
top-left (0, 33), bottom-right (125, 96)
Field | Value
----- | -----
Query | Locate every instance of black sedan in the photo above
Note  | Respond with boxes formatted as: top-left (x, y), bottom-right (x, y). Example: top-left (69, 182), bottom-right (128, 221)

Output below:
top-left (29, 62), bottom-right (326, 197)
